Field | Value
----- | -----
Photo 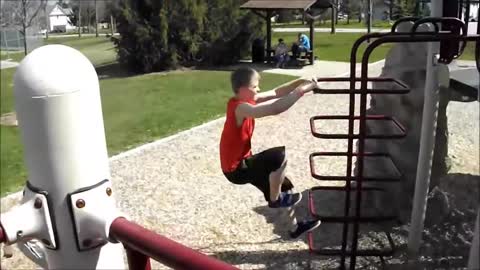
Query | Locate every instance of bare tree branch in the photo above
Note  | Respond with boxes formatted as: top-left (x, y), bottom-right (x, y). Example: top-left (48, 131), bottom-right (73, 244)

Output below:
top-left (26, 0), bottom-right (46, 29)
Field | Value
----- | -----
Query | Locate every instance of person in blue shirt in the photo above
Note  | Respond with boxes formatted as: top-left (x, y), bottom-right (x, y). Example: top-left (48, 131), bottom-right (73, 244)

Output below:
top-left (292, 33), bottom-right (311, 59)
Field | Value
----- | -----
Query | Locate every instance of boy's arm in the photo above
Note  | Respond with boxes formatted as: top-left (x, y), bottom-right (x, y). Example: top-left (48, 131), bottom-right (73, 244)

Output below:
top-left (237, 81), bottom-right (317, 122)
top-left (255, 78), bottom-right (312, 103)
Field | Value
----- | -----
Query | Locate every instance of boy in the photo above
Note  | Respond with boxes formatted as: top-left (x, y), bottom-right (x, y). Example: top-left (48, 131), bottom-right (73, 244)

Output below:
top-left (219, 67), bottom-right (321, 238)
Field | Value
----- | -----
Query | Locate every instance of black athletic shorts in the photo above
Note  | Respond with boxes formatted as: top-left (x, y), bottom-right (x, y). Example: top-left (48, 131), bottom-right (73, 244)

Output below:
top-left (223, 146), bottom-right (294, 202)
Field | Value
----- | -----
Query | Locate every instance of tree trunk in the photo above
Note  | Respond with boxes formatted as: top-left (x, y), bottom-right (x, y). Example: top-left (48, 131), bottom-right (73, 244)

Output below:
top-left (367, 0), bottom-right (372, 34)
top-left (78, 3), bottom-right (82, 37)
top-left (110, 15), bottom-right (114, 35)
top-left (331, 6), bottom-right (336, 34)
top-left (345, 0), bottom-right (350, 24)
top-left (335, 0), bottom-right (338, 24)
top-left (389, 0), bottom-right (393, 20)
top-left (87, 6), bottom-right (90, 33)
top-left (45, 2), bottom-right (49, 39)
top-left (95, 0), bottom-right (98, 37)
top-left (22, 0), bottom-right (28, 55)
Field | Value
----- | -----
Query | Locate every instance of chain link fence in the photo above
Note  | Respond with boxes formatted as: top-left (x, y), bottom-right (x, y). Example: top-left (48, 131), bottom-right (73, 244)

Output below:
top-left (1, 27), bottom-right (44, 59)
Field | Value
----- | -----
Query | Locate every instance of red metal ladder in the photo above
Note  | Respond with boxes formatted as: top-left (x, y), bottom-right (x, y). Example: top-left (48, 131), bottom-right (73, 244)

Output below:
top-left (305, 17), bottom-right (477, 270)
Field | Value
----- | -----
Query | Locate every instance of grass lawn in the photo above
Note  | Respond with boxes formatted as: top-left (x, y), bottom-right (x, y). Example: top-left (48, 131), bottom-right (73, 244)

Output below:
top-left (0, 51), bottom-right (24, 63)
top-left (0, 69), bottom-right (295, 196)
top-left (273, 32), bottom-right (394, 62)
top-left (459, 42), bottom-right (477, 61)
top-left (1, 36), bottom-right (116, 66)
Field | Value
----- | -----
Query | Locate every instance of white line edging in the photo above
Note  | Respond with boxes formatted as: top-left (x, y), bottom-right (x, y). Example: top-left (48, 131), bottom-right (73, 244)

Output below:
top-left (109, 117), bottom-right (226, 162)
top-left (2, 60), bottom-right (385, 201)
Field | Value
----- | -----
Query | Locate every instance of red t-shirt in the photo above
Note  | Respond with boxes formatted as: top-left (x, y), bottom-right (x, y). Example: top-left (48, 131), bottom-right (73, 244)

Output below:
top-left (219, 98), bottom-right (256, 172)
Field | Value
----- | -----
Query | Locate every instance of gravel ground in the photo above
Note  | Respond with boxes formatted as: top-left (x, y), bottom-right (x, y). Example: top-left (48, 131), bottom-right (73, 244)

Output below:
top-left (1, 60), bottom-right (478, 270)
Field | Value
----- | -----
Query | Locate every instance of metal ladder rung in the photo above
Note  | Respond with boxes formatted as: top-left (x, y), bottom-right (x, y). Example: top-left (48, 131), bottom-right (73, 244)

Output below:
top-left (311, 77), bottom-right (410, 95)
top-left (308, 187), bottom-right (400, 223)
top-left (307, 231), bottom-right (396, 257)
top-left (310, 115), bottom-right (407, 139)
top-left (309, 152), bottom-right (403, 182)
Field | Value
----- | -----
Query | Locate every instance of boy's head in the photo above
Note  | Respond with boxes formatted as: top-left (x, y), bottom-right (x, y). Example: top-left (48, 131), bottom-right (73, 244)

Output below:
top-left (278, 38), bottom-right (284, 43)
top-left (230, 67), bottom-right (260, 100)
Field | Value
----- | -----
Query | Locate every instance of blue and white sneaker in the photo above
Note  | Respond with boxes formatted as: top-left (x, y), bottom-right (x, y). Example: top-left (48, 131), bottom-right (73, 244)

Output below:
top-left (289, 219), bottom-right (321, 239)
top-left (268, 191), bottom-right (302, 208)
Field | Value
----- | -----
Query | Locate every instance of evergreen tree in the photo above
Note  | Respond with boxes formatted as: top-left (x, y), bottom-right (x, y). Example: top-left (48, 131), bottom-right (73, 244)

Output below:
top-left (392, 0), bottom-right (418, 19)
top-left (113, 0), bottom-right (172, 73)
top-left (113, 0), bottom-right (264, 73)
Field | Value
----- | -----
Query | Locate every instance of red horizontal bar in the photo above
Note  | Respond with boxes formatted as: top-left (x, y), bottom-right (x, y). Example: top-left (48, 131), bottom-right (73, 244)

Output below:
top-left (110, 218), bottom-right (238, 270)
top-left (311, 77), bottom-right (410, 94)
top-left (309, 115), bottom-right (407, 139)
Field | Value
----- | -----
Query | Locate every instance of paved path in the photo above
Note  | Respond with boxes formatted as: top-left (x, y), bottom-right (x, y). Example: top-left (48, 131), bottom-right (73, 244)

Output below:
top-left (46, 33), bottom-right (120, 38)
top-left (273, 27), bottom-right (390, 33)
top-left (262, 59), bottom-right (385, 78)
top-left (0, 60), bottom-right (19, 69)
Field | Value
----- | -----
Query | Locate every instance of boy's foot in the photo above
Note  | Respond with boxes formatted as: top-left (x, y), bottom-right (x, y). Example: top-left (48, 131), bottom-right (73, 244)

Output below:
top-left (289, 219), bottom-right (321, 239)
top-left (268, 192), bottom-right (302, 208)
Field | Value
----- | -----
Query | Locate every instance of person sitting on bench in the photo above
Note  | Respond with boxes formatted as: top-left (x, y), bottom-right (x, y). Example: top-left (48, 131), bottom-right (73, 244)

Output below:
top-left (273, 38), bottom-right (290, 68)
top-left (291, 33), bottom-right (311, 59)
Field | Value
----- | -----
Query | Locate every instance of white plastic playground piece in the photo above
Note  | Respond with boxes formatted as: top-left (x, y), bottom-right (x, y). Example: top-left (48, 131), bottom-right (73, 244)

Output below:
top-left (3, 44), bottom-right (125, 269)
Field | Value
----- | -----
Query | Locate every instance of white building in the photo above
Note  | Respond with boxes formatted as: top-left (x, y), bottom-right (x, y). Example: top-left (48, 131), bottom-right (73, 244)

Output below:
top-left (48, 4), bottom-right (75, 32)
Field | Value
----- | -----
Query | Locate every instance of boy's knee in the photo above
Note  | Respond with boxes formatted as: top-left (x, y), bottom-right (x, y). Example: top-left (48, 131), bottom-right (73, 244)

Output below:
top-left (270, 146), bottom-right (286, 170)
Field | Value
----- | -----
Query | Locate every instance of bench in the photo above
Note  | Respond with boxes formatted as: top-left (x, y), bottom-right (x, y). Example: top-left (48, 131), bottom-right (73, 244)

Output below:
top-left (267, 49), bottom-right (314, 66)
top-left (296, 50), bottom-right (313, 66)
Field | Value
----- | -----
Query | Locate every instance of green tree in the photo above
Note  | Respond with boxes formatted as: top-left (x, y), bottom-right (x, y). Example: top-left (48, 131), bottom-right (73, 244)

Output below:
top-left (276, 10), bottom-right (295, 23)
top-left (199, 0), bottom-right (263, 65)
top-left (113, 0), bottom-right (264, 73)
top-left (113, 0), bottom-right (172, 73)
top-left (392, 0), bottom-right (418, 19)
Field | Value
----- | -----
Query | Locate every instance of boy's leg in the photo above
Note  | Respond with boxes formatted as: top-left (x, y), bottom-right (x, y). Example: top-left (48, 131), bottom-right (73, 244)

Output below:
top-left (268, 159), bottom-right (287, 201)
top-left (245, 147), bottom-right (301, 207)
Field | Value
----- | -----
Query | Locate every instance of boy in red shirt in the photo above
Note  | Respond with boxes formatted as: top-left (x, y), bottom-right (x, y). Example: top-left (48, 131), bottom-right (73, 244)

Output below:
top-left (219, 67), bottom-right (320, 238)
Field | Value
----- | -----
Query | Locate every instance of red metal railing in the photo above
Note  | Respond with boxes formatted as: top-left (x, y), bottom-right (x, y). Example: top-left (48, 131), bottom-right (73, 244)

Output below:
top-left (110, 217), bottom-right (238, 270)
top-left (0, 223), bottom-right (6, 243)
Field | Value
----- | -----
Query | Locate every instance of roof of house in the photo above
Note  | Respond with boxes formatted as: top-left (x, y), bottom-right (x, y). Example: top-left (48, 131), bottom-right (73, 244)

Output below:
top-left (240, 0), bottom-right (334, 10)
top-left (47, 4), bottom-right (73, 16)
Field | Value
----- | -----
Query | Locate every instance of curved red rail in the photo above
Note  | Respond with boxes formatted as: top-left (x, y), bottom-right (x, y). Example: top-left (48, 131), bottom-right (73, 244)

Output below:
top-left (110, 217), bottom-right (238, 270)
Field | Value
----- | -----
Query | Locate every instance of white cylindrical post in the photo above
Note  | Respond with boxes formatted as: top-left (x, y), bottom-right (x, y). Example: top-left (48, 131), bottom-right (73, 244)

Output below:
top-left (407, 0), bottom-right (443, 258)
top-left (468, 209), bottom-right (479, 270)
top-left (13, 44), bottom-right (124, 269)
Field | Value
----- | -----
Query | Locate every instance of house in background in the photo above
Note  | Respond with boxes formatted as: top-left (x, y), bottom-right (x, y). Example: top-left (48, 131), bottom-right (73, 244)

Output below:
top-left (47, 4), bottom-right (75, 32)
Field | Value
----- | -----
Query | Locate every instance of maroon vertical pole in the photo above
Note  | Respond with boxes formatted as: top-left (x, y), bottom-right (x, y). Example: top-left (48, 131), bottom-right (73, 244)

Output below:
top-left (0, 223), bottom-right (6, 243)
top-left (126, 246), bottom-right (152, 270)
